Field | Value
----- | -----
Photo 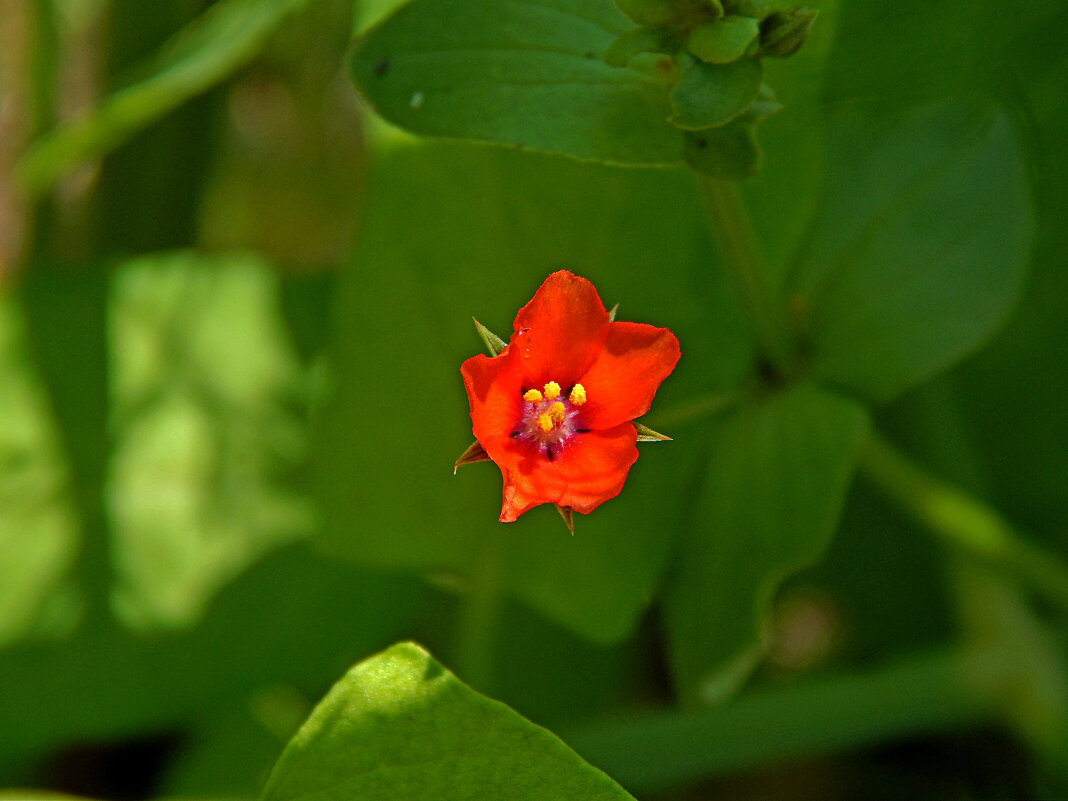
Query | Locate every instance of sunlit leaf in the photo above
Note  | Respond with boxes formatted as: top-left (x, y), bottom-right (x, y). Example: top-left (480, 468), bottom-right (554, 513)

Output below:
top-left (261, 642), bottom-right (635, 801)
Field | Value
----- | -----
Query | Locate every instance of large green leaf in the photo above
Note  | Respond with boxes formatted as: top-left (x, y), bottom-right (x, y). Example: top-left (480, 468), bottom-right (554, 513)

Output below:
top-left (261, 641), bottom-right (635, 801)
top-left (664, 382), bottom-right (869, 703)
top-left (351, 0), bottom-right (684, 167)
top-left (314, 140), bottom-right (751, 644)
top-left (787, 99), bottom-right (1034, 402)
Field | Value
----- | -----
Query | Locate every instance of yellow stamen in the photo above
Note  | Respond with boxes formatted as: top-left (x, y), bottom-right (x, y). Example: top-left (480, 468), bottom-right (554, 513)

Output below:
top-left (537, 413), bottom-right (554, 432)
top-left (550, 401), bottom-right (566, 423)
top-left (523, 389), bottom-right (543, 404)
top-left (543, 381), bottom-right (561, 400)
top-left (569, 383), bottom-right (587, 406)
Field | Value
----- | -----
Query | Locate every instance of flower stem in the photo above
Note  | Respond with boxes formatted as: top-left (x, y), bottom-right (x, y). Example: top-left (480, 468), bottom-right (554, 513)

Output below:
top-left (860, 429), bottom-right (1068, 617)
top-left (697, 176), bottom-right (795, 375)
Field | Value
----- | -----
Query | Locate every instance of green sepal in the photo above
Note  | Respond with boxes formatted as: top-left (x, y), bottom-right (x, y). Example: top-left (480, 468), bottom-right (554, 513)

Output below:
top-left (454, 440), bottom-right (491, 473)
top-left (556, 504), bottom-right (576, 535)
top-left (683, 84), bottom-right (781, 179)
top-left (760, 7), bottom-right (819, 57)
top-left (669, 55), bottom-right (763, 130)
top-left (634, 421), bottom-right (672, 441)
top-left (472, 317), bottom-right (507, 356)
top-left (687, 15), bottom-right (760, 64)
top-left (605, 26), bottom-right (677, 68)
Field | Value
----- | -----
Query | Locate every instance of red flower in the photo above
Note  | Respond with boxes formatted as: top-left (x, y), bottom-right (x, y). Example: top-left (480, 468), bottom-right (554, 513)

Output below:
top-left (461, 270), bottom-right (681, 524)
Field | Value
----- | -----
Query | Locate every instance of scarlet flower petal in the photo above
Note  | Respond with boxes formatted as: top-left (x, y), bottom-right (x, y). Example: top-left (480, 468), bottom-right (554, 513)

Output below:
top-left (511, 271), bottom-right (610, 388)
top-left (461, 346), bottom-right (523, 448)
top-left (497, 424), bottom-right (639, 522)
top-left (577, 321), bottom-right (681, 430)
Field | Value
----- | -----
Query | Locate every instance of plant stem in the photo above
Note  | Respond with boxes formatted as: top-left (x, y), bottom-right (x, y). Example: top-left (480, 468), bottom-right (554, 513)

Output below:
top-left (697, 176), bottom-right (795, 375)
top-left (860, 429), bottom-right (1068, 617)
top-left (455, 525), bottom-right (509, 691)
top-left (564, 646), bottom-right (996, 794)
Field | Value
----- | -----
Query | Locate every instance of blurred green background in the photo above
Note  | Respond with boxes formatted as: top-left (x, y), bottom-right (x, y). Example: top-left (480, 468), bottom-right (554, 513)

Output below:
top-left (1, 0), bottom-right (1066, 798)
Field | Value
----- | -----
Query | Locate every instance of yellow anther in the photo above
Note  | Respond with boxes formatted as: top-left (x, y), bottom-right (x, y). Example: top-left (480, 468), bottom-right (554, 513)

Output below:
top-left (537, 413), bottom-right (554, 432)
top-left (550, 401), bottom-right (566, 423)
top-left (569, 383), bottom-right (587, 406)
top-left (543, 381), bottom-right (561, 400)
top-left (523, 389), bottom-right (543, 404)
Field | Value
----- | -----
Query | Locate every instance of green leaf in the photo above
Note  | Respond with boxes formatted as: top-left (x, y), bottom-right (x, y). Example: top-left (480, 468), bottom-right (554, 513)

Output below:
top-left (613, 0), bottom-right (681, 27)
top-left (788, 99), bottom-right (1034, 402)
top-left (261, 642), bottom-right (636, 801)
top-left (314, 140), bottom-right (750, 643)
top-left (350, 0), bottom-right (685, 167)
top-left (687, 15), bottom-right (760, 64)
top-left (17, 0), bottom-right (316, 196)
top-left (669, 56), bottom-right (763, 130)
top-left (664, 382), bottom-right (869, 703)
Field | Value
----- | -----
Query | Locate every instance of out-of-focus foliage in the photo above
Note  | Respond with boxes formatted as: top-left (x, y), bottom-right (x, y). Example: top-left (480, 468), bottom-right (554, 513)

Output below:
top-left (1, 0), bottom-right (1066, 798)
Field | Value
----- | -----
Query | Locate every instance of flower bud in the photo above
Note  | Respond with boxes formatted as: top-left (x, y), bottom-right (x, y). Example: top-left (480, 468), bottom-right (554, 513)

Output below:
top-left (760, 7), bottom-right (818, 57)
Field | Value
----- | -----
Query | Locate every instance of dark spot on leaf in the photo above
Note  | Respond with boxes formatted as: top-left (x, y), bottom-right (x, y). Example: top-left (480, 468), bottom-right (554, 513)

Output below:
top-left (374, 58), bottom-right (390, 77)
top-left (584, 52), bottom-right (596, 59)
top-left (655, 56), bottom-right (674, 73)
top-left (695, 137), bottom-right (708, 149)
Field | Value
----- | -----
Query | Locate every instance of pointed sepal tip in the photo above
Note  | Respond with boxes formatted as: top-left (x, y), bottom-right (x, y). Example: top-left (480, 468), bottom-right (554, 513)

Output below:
top-left (454, 440), bottom-right (491, 473)
top-left (555, 504), bottom-right (575, 536)
top-left (634, 420), bottom-right (672, 442)
top-left (473, 317), bottom-right (507, 357)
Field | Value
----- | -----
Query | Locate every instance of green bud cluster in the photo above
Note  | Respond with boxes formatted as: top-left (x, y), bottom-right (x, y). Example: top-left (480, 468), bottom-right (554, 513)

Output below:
top-left (607, 0), bottom-right (818, 179)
